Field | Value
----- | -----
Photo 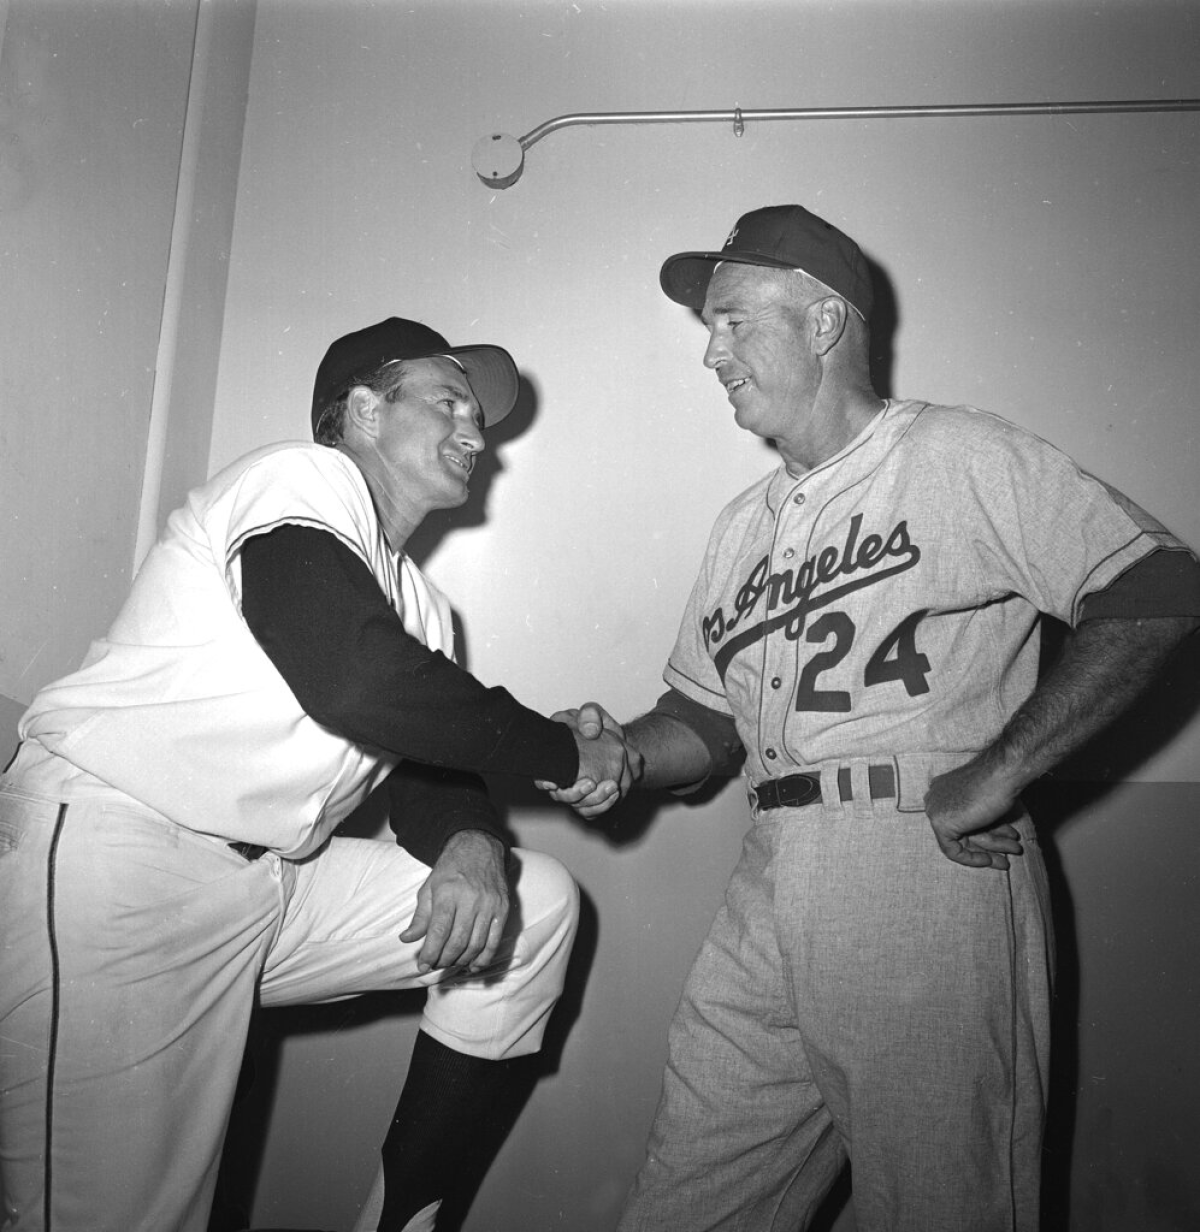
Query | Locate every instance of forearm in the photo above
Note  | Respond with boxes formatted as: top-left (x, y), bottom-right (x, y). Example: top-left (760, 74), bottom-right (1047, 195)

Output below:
top-left (976, 615), bottom-right (1198, 790)
top-left (624, 711), bottom-right (716, 792)
top-left (241, 525), bottom-right (579, 786)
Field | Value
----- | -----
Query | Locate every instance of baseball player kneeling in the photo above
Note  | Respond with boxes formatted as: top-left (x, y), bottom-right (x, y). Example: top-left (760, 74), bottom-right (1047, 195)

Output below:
top-left (0, 317), bottom-right (636, 1232)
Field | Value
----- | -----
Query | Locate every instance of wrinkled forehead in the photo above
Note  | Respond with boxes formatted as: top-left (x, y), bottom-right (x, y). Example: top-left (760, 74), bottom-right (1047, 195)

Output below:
top-left (398, 354), bottom-right (480, 401)
top-left (701, 260), bottom-right (781, 319)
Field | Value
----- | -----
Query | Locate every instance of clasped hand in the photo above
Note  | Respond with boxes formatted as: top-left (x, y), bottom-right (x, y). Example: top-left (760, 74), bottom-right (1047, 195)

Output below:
top-left (536, 703), bottom-right (641, 819)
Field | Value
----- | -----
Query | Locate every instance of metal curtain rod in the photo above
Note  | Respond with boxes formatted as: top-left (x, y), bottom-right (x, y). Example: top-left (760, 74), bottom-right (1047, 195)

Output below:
top-left (471, 98), bottom-right (1200, 188)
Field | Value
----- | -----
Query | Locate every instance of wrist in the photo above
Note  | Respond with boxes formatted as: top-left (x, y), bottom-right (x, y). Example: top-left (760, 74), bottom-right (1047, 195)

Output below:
top-left (437, 827), bottom-right (507, 862)
top-left (969, 742), bottom-right (1034, 798)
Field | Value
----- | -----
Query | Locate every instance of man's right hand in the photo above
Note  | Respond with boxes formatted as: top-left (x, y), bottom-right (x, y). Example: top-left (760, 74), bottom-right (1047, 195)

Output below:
top-left (539, 703), bottom-right (641, 817)
top-left (401, 828), bottom-right (509, 973)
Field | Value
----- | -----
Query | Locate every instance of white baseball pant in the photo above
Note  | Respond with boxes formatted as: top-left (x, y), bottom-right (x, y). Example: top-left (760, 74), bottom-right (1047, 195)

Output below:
top-left (0, 779), bottom-right (579, 1232)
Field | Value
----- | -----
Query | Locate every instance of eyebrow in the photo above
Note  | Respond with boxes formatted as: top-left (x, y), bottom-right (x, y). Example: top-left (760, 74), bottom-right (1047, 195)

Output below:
top-left (431, 382), bottom-right (484, 422)
top-left (431, 382), bottom-right (475, 400)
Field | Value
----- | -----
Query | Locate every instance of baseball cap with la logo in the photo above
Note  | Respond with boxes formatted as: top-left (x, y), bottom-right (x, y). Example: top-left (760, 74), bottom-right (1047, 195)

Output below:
top-left (659, 204), bottom-right (874, 321)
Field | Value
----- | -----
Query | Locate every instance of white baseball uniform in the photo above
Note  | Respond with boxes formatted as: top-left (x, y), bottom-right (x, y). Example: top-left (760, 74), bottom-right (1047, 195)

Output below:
top-left (619, 399), bottom-right (1195, 1232)
top-left (0, 443), bottom-right (579, 1232)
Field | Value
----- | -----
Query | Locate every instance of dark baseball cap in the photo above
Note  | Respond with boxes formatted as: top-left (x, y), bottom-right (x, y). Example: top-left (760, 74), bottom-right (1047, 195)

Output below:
top-left (660, 204), bottom-right (873, 321)
top-left (311, 317), bottom-right (520, 435)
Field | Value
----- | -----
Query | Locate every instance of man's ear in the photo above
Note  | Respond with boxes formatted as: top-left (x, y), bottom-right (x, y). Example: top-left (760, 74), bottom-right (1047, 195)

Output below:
top-left (343, 385), bottom-right (381, 438)
top-left (811, 297), bottom-right (849, 357)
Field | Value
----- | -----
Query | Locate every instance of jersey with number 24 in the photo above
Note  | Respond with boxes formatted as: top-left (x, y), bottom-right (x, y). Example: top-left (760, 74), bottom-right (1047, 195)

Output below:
top-left (664, 400), bottom-right (1185, 785)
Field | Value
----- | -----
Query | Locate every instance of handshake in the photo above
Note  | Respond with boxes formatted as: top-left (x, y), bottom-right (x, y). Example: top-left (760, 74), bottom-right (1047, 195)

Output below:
top-left (537, 703), bottom-right (642, 818)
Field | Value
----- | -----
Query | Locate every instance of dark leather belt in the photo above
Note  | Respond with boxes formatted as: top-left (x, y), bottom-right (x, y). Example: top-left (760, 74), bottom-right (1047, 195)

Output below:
top-left (753, 764), bottom-right (897, 811)
top-left (228, 840), bottom-right (268, 861)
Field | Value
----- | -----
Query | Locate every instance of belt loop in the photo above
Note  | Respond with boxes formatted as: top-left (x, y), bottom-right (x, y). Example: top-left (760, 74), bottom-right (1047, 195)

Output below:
top-left (847, 760), bottom-right (875, 818)
top-left (818, 765), bottom-right (846, 817)
top-left (894, 752), bottom-right (933, 812)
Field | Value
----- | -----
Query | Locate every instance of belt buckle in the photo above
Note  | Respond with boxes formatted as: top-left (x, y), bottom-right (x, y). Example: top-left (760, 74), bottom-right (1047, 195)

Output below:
top-left (754, 773), bottom-right (822, 812)
top-left (782, 774), bottom-right (822, 809)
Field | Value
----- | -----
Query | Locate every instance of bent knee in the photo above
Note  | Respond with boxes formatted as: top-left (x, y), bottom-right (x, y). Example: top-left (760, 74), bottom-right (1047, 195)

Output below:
top-left (512, 847), bottom-right (580, 929)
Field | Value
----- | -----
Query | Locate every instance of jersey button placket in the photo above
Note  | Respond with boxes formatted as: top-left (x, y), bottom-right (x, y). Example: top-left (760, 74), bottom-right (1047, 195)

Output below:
top-left (760, 487), bottom-right (808, 772)
top-left (773, 485), bottom-right (813, 763)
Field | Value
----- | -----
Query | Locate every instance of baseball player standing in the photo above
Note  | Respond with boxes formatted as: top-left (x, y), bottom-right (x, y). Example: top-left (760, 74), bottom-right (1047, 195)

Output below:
top-left (548, 205), bottom-right (1200, 1231)
top-left (0, 316), bottom-right (635, 1232)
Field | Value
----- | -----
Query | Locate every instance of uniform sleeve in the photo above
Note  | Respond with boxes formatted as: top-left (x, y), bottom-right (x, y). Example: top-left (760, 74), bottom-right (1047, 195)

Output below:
top-left (946, 413), bottom-right (1192, 626)
top-left (1078, 546), bottom-right (1200, 620)
top-left (662, 501), bottom-right (748, 714)
top-left (221, 446), bottom-right (380, 567)
top-left (385, 762), bottom-right (508, 866)
top-left (239, 524), bottom-right (580, 787)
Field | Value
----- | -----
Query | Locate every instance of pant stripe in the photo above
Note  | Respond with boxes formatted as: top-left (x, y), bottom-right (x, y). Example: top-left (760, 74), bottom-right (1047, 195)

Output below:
top-left (43, 801), bottom-right (69, 1232)
top-left (1005, 868), bottom-right (1019, 1230)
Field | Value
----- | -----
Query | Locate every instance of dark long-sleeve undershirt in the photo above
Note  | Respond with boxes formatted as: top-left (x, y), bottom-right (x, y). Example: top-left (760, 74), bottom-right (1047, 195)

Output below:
top-left (383, 761), bottom-right (500, 867)
top-left (240, 523), bottom-right (579, 864)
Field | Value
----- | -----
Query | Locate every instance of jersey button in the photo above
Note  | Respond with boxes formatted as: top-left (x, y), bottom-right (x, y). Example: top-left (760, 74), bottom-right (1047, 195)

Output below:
top-left (781, 548), bottom-right (795, 560)
top-left (770, 677), bottom-right (782, 689)
top-left (765, 748), bottom-right (778, 760)
top-left (793, 492), bottom-right (806, 505)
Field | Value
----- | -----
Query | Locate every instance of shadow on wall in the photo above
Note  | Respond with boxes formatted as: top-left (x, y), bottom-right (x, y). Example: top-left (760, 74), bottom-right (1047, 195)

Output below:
top-left (1027, 623), bottom-right (1200, 1230)
top-left (402, 370), bottom-right (541, 571)
top-left (865, 255), bottom-right (897, 399)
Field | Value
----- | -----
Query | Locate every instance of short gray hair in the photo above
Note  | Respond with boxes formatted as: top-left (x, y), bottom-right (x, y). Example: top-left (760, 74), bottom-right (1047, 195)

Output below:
top-left (761, 266), bottom-right (857, 318)
top-left (313, 359), bottom-right (411, 446)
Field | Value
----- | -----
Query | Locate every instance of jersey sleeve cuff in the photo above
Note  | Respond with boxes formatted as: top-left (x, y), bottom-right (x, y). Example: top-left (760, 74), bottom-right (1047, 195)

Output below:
top-left (1078, 546), bottom-right (1200, 622)
top-left (649, 687), bottom-right (744, 794)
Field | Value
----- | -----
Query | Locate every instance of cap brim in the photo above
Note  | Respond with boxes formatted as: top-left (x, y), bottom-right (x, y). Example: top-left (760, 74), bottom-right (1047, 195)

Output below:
top-left (445, 344), bottom-right (520, 426)
top-left (660, 250), bottom-right (802, 309)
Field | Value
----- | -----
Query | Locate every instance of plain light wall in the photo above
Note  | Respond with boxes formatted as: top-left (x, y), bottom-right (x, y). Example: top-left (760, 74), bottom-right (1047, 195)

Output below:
top-left (0, 0), bottom-right (195, 726)
top-left (206, 3), bottom-right (1199, 1231)
top-left (0, 0), bottom-right (254, 756)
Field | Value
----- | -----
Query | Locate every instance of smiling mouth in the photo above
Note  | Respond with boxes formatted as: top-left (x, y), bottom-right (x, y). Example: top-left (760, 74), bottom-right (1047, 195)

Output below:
top-left (724, 377), bottom-right (750, 398)
top-left (445, 454), bottom-right (473, 477)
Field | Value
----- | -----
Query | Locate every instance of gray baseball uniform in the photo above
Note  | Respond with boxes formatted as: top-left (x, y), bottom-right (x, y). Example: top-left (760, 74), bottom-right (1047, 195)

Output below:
top-left (620, 399), bottom-right (1195, 1232)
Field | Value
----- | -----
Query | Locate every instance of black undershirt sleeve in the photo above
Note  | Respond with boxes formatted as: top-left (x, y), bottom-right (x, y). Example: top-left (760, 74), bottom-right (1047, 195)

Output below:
top-left (240, 523), bottom-right (580, 862)
top-left (384, 761), bottom-right (501, 867)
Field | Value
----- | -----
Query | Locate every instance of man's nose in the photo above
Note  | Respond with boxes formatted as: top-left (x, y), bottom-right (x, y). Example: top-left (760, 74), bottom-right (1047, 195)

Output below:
top-left (703, 331), bottom-right (727, 370)
top-left (460, 418), bottom-right (485, 453)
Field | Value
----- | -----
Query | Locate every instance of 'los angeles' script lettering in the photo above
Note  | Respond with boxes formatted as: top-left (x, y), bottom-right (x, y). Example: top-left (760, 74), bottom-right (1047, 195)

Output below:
top-left (703, 513), bottom-right (920, 663)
